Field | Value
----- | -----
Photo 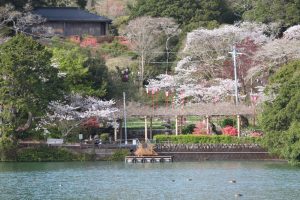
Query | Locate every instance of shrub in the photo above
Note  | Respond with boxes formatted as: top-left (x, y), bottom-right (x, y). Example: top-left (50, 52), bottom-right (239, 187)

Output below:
top-left (182, 124), bottom-right (196, 134)
top-left (99, 39), bottom-right (128, 57)
top-left (0, 136), bottom-right (17, 161)
top-left (100, 133), bottom-right (110, 143)
top-left (222, 126), bottom-right (238, 136)
top-left (109, 149), bottom-right (130, 161)
top-left (16, 147), bottom-right (84, 162)
top-left (193, 121), bottom-right (208, 135)
top-left (220, 118), bottom-right (236, 127)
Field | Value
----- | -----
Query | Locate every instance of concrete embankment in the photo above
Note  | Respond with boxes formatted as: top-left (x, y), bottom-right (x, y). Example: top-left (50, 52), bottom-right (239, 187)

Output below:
top-left (18, 142), bottom-right (278, 161)
top-left (154, 144), bottom-right (278, 161)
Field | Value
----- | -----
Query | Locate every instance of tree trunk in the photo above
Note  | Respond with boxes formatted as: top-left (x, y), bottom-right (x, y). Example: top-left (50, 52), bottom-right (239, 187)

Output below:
top-left (15, 112), bottom-right (32, 132)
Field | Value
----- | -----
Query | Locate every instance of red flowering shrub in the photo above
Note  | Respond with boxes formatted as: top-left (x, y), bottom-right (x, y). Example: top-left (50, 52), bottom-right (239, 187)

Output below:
top-left (193, 121), bottom-right (208, 135)
top-left (82, 117), bottom-right (99, 128)
top-left (222, 126), bottom-right (238, 136)
top-left (80, 36), bottom-right (98, 47)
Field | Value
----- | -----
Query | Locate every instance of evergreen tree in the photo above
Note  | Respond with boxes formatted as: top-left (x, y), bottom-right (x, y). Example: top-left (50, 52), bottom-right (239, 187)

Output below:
top-left (128, 0), bottom-right (235, 31)
top-left (51, 44), bottom-right (108, 97)
top-left (243, 0), bottom-right (300, 26)
top-left (260, 60), bottom-right (300, 164)
top-left (0, 35), bottom-right (64, 136)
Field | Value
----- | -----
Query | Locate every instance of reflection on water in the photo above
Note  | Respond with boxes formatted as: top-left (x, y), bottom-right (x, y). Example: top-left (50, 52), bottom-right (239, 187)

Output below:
top-left (0, 161), bottom-right (299, 200)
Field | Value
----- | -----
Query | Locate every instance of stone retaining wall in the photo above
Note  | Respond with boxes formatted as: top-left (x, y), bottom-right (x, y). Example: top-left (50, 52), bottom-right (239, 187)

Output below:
top-left (155, 143), bottom-right (265, 152)
top-left (154, 143), bottom-right (277, 161)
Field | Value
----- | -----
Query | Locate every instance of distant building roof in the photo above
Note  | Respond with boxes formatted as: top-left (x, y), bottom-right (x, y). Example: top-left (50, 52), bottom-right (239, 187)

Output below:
top-left (33, 7), bottom-right (112, 23)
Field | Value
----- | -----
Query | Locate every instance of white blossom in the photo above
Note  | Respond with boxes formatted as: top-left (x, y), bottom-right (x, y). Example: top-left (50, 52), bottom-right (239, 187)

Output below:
top-left (37, 94), bottom-right (118, 136)
top-left (283, 25), bottom-right (300, 40)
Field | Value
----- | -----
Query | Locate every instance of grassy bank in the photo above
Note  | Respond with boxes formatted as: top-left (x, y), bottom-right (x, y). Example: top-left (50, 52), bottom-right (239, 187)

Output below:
top-left (16, 147), bottom-right (94, 162)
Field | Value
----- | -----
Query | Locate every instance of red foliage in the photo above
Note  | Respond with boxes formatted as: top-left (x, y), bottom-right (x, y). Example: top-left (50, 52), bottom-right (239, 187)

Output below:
top-left (193, 120), bottom-right (208, 135)
top-left (80, 36), bottom-right (98, 47)
top-left (82, 117), bottom-right (99, 128)
top-left (222, 126), bottom-right (238, 136)
top-left (116, 36), bottom-right (133, 49)
top-left (221, 38), bottom-right (263, 93)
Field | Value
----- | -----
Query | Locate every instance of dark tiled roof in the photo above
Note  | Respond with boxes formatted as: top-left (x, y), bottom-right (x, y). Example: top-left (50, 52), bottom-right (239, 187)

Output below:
top-left (33, 7), bottom-right (112, 22)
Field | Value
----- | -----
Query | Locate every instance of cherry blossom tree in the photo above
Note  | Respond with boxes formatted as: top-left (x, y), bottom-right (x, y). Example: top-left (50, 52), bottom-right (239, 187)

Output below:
top-left (121, 16), bottom-right (179, 87)
top-left (38, 94), bottom-right (118, 137)
top-left (146, 22), bottom-right (277, 104)
top-left (182, 22), bottom-right (272, 79)
top-left (0, 4), bottom-right (52, 36)
top-left (248, 25), bottom-right (300, 83)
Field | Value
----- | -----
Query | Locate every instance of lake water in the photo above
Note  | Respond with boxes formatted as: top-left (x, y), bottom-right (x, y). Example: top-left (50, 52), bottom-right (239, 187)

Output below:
top-left (0, 161), bottom-right (299, 200)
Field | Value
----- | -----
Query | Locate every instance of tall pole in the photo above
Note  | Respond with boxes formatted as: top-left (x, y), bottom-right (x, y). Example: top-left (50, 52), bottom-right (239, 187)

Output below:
top-left (229, 46), bottom-right (240, 105)
top-left (123, 92), bottom-right (127, 145)
top-left (166, 37), bottom-right (171, 74)
top-left (144, 116), bottom-right (148, 141)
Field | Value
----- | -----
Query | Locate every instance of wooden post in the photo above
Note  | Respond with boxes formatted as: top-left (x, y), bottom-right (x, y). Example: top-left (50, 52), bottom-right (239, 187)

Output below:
top-left (237, 115), bottom-right (241, 137)
top-left (206, 115), bottom-right (210, 134)
top-left (175, 115), bottom-right (178, 136)
top-left (150, 117), bottom-right (153, 139)
top-left (144, 116), bottom-right (148, 141)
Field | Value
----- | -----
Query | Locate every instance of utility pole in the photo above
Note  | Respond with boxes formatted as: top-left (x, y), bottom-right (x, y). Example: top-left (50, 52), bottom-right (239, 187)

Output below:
top-left (123, 92), bottom-right (127, 145)
top-left (229, 45), bottom-right (242, 105)
top-left (165, 37), bottom-right (171, 74)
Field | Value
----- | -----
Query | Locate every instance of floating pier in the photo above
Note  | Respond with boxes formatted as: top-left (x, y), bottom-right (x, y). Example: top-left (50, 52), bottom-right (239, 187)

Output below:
top-left (125, 156), bottom-right (173, 163)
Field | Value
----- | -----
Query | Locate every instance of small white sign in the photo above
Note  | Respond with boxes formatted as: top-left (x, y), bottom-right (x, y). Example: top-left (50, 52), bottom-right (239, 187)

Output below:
top-left (79, 134), bottom-right (83, 140)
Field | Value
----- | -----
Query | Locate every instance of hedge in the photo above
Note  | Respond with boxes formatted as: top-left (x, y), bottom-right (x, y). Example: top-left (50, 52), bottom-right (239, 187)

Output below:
top-left (154, 135), bottom-right (262, 144)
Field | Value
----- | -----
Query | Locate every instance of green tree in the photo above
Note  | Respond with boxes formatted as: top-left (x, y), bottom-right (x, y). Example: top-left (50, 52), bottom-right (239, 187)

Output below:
top-left (0, 35), bottom-right (64, 136)
top-left (51, 44), bottom-right (108, 97)
top-left (260, 60), bottom-right (300, 164)
top-left (0, 0), bottom-right (87, 9)
top-left (128, 0), bottom-right (235, 31)
top-left (243, 0), bottom-right (300, 26)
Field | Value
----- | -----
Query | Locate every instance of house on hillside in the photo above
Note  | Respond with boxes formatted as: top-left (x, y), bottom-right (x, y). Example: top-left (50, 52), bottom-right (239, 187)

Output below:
top-left (33, 7), bottom-right (112, 37)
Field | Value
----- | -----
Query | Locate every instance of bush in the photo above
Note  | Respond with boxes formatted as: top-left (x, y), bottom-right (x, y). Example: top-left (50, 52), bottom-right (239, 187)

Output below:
top-left (182, 124), bottom-right (195, 134)
top-left (0, 136), bottom-right (17, 161)
top-left (99, 39), bottom-right (128, 57)
top-left (220, 118), bottom-right (236, 127)
top-left (100, 133), bottom-right (110, 143)
top-left (109, 149), bottom-right (130, 161)
top-left (154, 134), bottom-right (261, 144)
top-left (193, 121), bottom-right (208, 135)
top-left (16, 147), bottom-right (88, 162)
top-left (222, 126), bottom-right (238, 136)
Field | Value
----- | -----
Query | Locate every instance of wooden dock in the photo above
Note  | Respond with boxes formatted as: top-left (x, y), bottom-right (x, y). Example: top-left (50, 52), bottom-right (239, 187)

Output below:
top-left (125, 156), bottom-right (173, 163)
